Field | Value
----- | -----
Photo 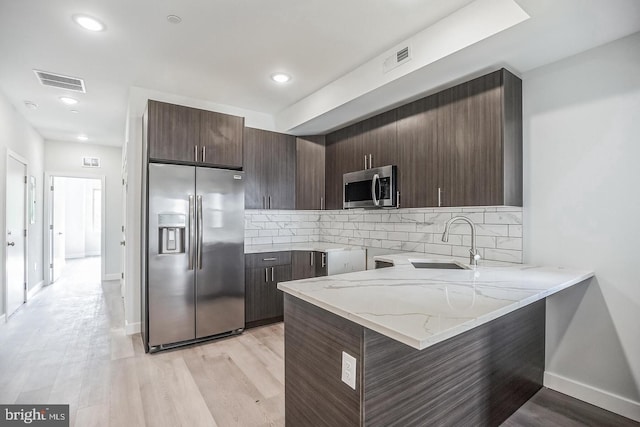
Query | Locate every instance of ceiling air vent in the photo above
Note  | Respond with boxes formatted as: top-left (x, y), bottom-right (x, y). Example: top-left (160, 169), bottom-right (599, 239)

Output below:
top-left (33, 70), bottom-right (86, 93)
top-left (383, 45), bottom-right (412, 74)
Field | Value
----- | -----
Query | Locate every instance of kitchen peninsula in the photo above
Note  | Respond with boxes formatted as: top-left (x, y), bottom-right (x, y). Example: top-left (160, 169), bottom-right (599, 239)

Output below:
top-left (278, 254), bottom-right (593, 426)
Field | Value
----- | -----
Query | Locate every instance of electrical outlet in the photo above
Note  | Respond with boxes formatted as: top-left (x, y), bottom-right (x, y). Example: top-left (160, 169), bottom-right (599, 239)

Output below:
top-left (341, 351), bottom-right (356, 390)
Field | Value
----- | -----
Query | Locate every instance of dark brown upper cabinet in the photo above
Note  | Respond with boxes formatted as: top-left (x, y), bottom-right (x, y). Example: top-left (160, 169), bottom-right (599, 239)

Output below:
top-left (200, 109), bottom-right (244, 168)
top-left (361, 110), bottom-right (398, 169)
top-left (397, 68), bottom-right (522, 208)
top-left (244, 127), bottom-right (295, 210)
top-left (146, 100), bottom-right (244, 168)
top-left (324, 110), bottom-right (400, 209)
top-left (296, 136), bottom-right (326, 210)
top-left (325, 122), bottom-right (364, 210)
top-left (147, 101), bottom-right (200, 164)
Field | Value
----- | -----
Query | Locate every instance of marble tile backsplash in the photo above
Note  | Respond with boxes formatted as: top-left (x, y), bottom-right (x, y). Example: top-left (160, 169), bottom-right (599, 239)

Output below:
top-left (245, 206), bottom-right (523, 263)
top-left (245, 211), bottom-right (322, 245)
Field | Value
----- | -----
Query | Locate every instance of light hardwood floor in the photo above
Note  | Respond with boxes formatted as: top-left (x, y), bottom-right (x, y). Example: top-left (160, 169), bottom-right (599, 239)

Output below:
top-left (1, 258), bottom-right (636, 427)
top-left (0, 258), bottom-right (284, 427)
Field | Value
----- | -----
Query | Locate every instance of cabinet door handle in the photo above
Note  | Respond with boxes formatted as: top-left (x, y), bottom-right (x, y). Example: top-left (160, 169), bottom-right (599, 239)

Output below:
top-left (194, 145), bottom-right (198, 162)
top-left (268, 196), bottom-right (272, 209)
top-left (262, 257), bottom-right (277, 261)
top-left (369, 154), bottom-right (372, 168)
top-left (265, 268), bottom-right (269, 283)
top-left (364, 155), bottom-right (367, 169)
top-left (438, 187), bottom-right (443, 207)
top-left (310, 252), bottom-right (314, 266)
top-left (271, 267), bottom-right (275, 282)
top-left (263, 196), bottom-right (266, 209)
top-left (202, 146), bottom-right (206, 163)
top-left (321, 253), bottom-right (326, 268)
top-left (320, 196), bottom-right (324, 210)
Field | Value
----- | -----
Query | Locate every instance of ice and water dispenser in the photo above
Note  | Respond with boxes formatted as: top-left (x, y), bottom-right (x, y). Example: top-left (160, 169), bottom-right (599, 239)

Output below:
top-left (158, 213), bottom-right (186, 254)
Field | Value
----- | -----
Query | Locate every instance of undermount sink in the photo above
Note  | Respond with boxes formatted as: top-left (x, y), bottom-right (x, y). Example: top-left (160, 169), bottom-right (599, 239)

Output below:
top-left (410, 260), bottom-right (469, 270)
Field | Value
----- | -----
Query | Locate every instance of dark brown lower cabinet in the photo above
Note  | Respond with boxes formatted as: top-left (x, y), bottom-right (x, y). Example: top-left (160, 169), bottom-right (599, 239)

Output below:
top-left (292, 251), bottom-right (327, 280)
top-left (284, 295), bottom-right (544, 426)
top-left (245, 261), bottom-right (291, 329)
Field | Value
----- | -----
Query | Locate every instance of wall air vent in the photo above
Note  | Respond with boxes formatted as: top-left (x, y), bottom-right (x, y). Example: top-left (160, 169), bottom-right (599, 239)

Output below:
top-left (383, 45), bottom-right (411, 74)
top-left (33, 70), bottom-right (86, 93)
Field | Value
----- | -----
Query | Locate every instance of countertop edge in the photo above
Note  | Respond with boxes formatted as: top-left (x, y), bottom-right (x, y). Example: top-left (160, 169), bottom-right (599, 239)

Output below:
top-left (278, 270), bottom-right (595, 351)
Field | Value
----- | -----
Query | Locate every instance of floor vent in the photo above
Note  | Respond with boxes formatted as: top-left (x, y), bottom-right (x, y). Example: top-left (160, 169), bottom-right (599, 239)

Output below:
top-left (33, 70), bottom-right (86, 93)
top-left (383, 45), bottom-right (412, 73)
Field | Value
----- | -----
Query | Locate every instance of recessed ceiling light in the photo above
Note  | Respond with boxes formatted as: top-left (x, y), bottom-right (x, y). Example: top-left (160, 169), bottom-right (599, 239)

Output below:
top-left (167, 15), bottom-right (182, 24)
top-left (70, 110), bottom-right (79, 114)
top-left (72, 14), bottom-right (106, 32)
top-left (77, 135), bottom-right (89, 141)
top-left (59, 96), bottom-right (78, 105)
top-left (271, 73), bottom-right (291, 83)
top-left (24, 101), bottom-right (38, 110)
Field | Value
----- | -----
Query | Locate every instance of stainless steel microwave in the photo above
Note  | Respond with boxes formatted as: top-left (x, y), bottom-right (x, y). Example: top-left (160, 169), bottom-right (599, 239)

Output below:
top-left (343, 165), bottom-right (397, 209)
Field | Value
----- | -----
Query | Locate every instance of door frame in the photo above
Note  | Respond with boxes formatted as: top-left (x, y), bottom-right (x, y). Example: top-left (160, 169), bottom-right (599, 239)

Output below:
top-left (4, 149), bottom-right (29, 321)
top-left (44, 171), bottom-right (107, 285)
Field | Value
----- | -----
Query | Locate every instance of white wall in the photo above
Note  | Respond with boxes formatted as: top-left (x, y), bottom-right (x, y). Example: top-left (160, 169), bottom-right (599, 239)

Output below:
top-left (45, 141), bottom-right (122, 280)
top-left (523, 32), bottom-right (640, 420)
top-left (0, 89), bottom-right (45, 317)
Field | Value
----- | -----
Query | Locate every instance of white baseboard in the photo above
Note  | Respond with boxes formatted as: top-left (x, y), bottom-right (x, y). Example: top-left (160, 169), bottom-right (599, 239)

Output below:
top-left (125, 321), bottom-right (141, 335)
top-left (27, 280), bottom-right (44, 300)
top-left (544, 371), bottom-right (640, 422)
top-left (103, 273), bottom-right (120, 281)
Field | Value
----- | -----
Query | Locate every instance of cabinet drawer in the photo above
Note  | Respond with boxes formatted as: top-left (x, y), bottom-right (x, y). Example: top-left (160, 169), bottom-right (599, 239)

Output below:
top-left (245, 251), bottom-right (292, 268)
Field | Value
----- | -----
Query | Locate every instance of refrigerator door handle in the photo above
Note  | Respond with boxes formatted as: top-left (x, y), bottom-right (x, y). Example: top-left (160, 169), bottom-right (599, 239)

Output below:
top-left (188, 195), bottom-right (195, 270)
top-left (196, 195), bottom-right (203, 270)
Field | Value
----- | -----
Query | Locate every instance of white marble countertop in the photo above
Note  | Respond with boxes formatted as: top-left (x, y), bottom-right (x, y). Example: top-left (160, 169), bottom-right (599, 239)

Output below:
top-left (245, 242), bottom-right (365, 254)
top-left (277, 253), bottom-right (594, 350)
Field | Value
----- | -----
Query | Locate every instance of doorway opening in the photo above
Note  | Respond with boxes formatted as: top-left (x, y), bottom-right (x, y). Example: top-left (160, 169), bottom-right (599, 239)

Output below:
top-left (47, 176), bottom-right (104, 285)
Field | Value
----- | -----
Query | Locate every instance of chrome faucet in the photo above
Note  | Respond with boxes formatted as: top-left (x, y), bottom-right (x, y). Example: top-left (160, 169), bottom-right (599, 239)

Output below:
top-left (442, 216), bottom-right (481, 267)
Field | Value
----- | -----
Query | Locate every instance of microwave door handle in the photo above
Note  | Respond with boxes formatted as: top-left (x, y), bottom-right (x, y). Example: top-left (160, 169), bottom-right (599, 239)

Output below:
top-left (371, 174), bottom-right (380, 207)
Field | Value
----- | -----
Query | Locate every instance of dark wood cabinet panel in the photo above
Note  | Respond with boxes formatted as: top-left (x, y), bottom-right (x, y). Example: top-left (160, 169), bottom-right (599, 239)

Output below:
top-left (243, 127), bottom-right (268, 209)
top-left (396, 95), bottom-right (439, 208)
top-left (438, 80), bottom-right (470, 208)
top-left (315, 251), bottom-right (327, 277)
top-left (362, 109), bottom-right (397, 169)
top-left (296, 136), bottom-right (325, 210)
top-left (501, 70), bottom-right (523, 206)
top-left (245, 264), bottom-right (290, 327)
top-left (147, 100), bottom-right (200, 163)
top-left (292, 251), bottom-right (315, 280)
top-left (267, 132), bottom-right (296, 210)
top-left (293, 251), bottom-right (327, 280)
top-left (325, 123), bottom-right (364, 209)
top-left (243, 127), bottom-right (295, 210)
top-left (285, 295), bottom-right (363, 427)
top-left (199, 110), bottom-right (244, 168)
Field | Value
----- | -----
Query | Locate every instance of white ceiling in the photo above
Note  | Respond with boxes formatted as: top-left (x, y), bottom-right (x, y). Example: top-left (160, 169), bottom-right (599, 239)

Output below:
top-left (0, 0), bottom-right (639, 147)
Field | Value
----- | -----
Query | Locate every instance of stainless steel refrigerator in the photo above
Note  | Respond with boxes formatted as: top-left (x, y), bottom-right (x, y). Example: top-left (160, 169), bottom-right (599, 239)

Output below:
top-left (143, 163), bottom-right (245, 352)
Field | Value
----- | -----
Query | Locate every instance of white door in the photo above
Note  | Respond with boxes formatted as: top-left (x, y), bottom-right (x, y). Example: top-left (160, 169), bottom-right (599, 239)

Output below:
top-left (6, 155), bottom-right (27, 317)
top-left (51, 177), bottom-right (66, 282)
